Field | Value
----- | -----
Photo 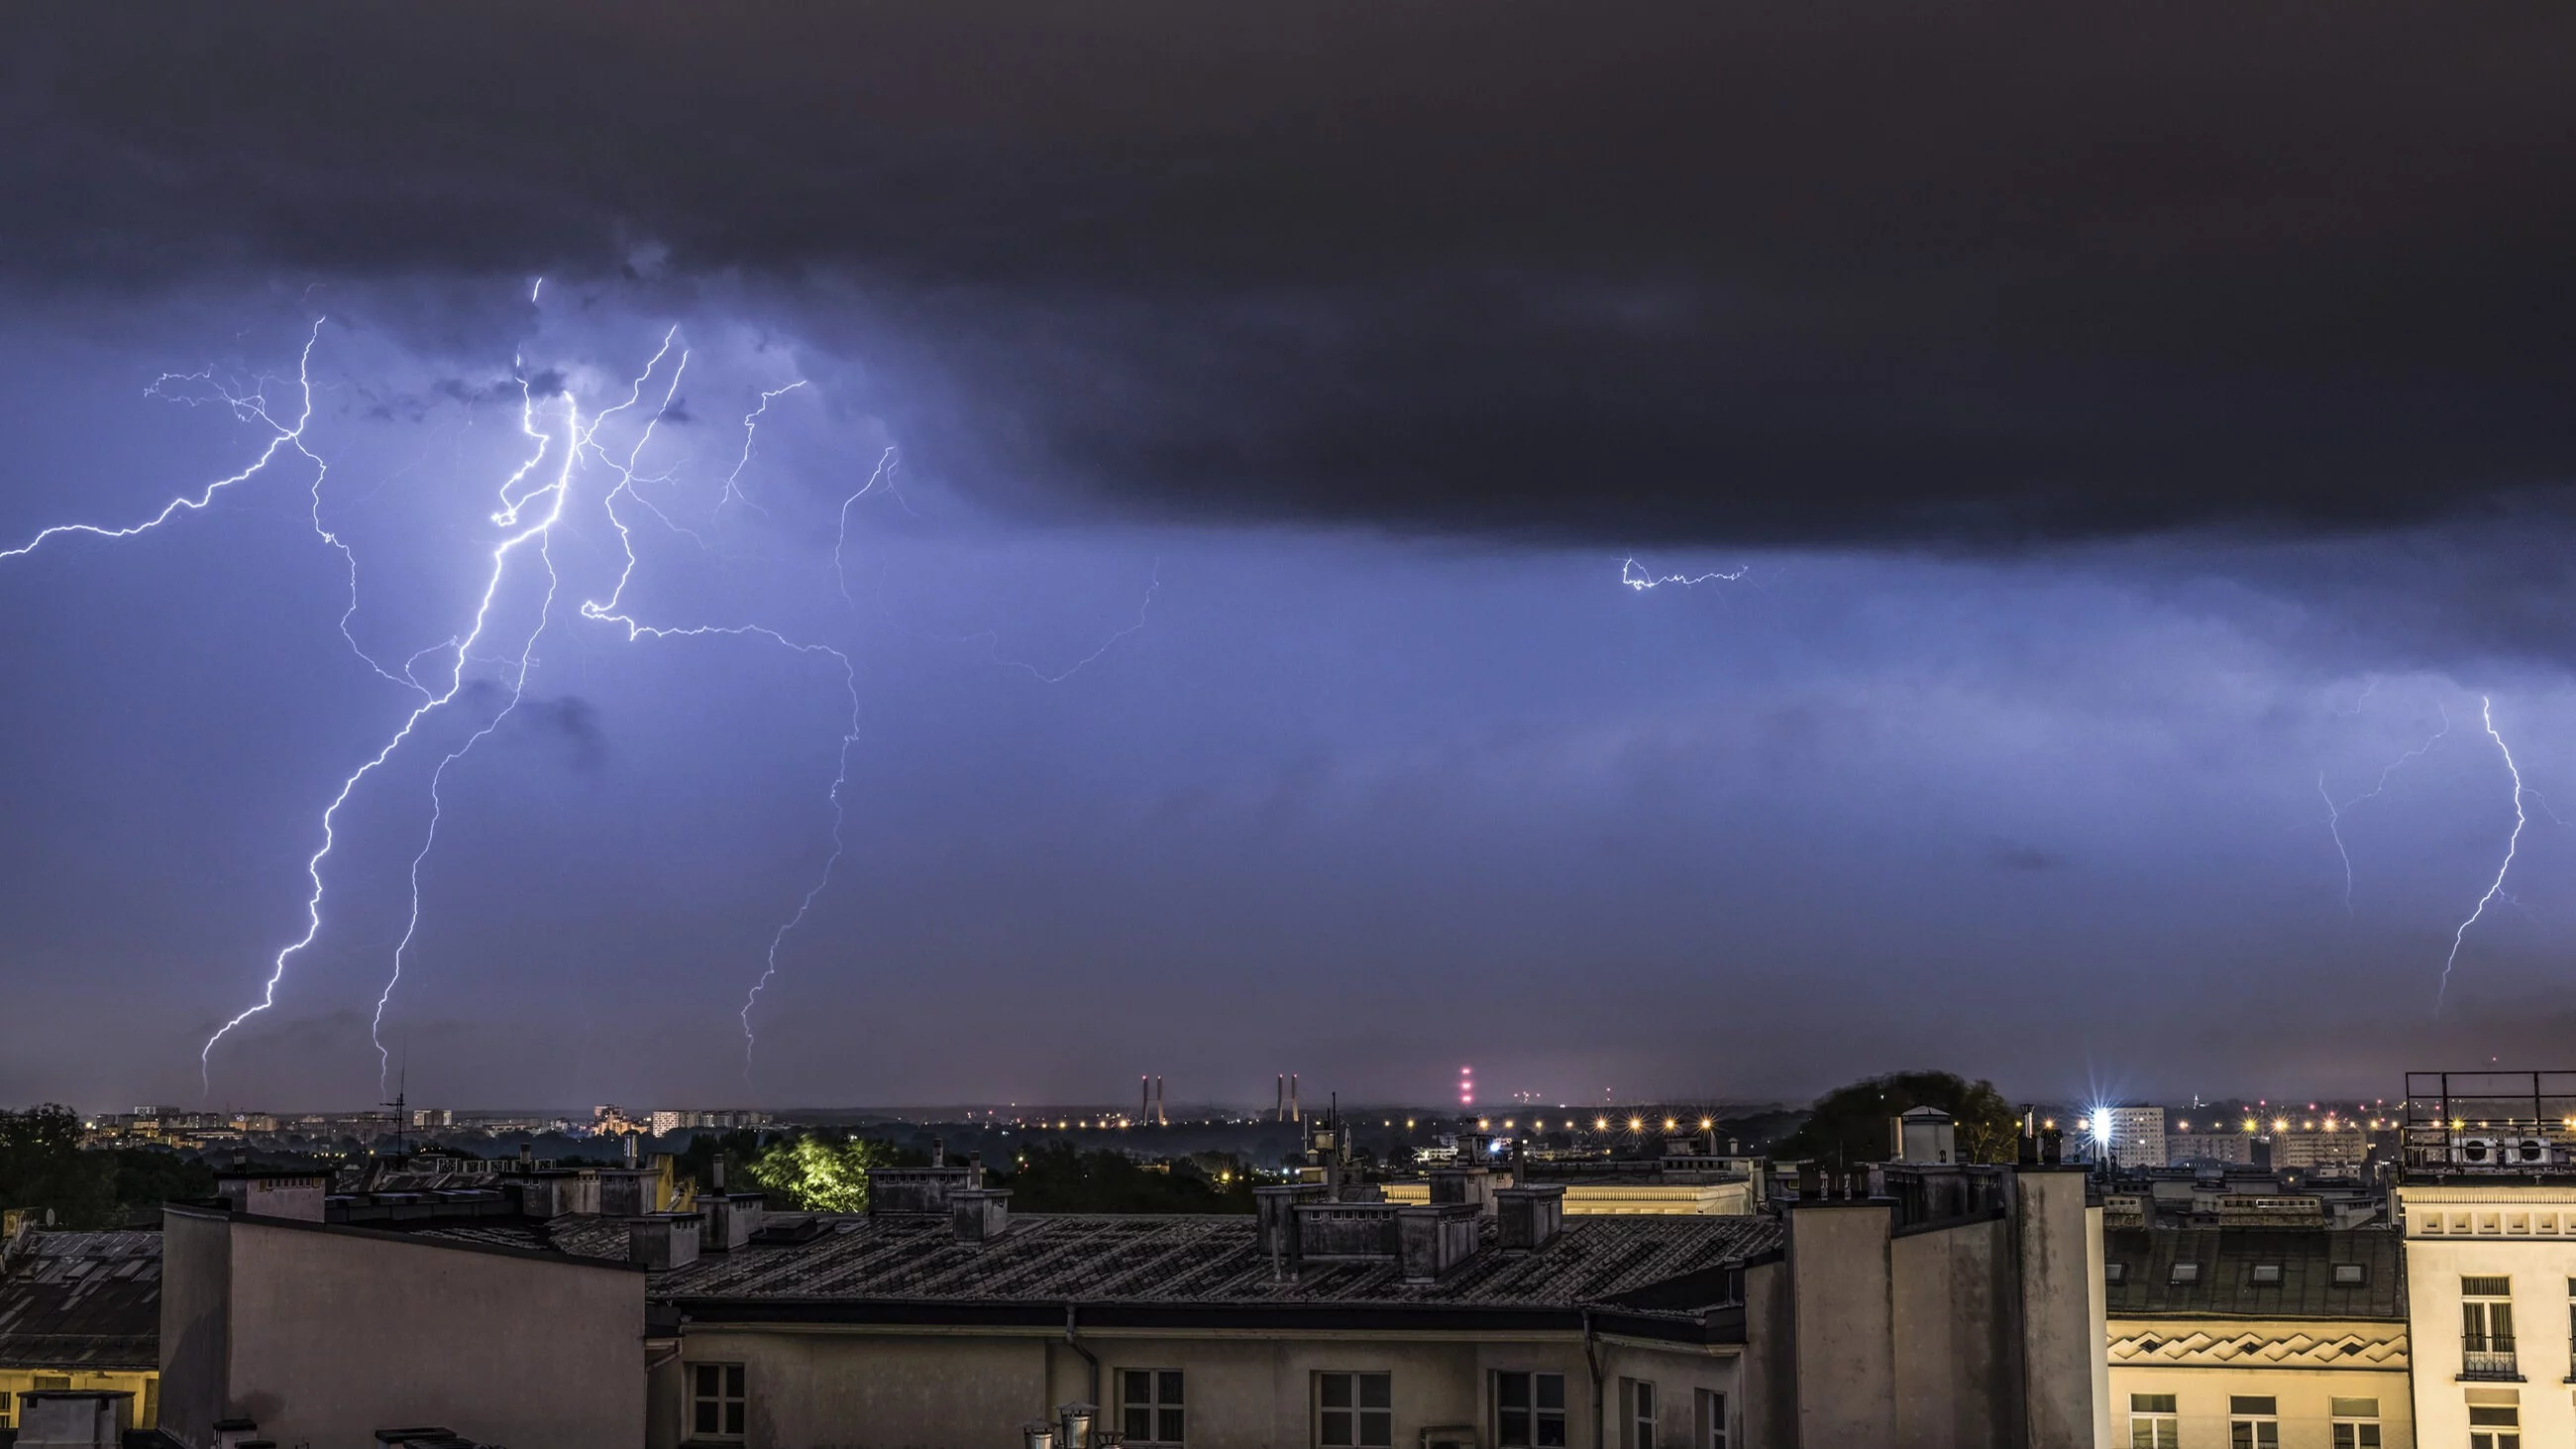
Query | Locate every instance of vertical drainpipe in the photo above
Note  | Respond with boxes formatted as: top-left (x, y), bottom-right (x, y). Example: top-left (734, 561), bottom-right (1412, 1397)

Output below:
top-left (1064, 1302), bottom-right (1102, 1407)
top-left (1581, 1309), bottom-right (1605, 1449)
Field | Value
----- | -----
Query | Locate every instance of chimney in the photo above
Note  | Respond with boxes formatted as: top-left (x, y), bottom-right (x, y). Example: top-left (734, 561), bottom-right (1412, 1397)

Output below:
top-left (699, 1190), bottom-right (763, 1252)
top-left (517, 1142), bottom-right (534, 1170)
top-left (1429, 1163), bottom-right (1496, 1215)
top-left (622, 1132), bottom-right (639, 1169)
top-left (1021, 1424), bottom-right (1057, 1449)
top-left (1397, 1203), bottom-right (1481, 1283)
top-left (1142, 1075), bottom-right (1151, 1125)
top-left (1156, 1075), bottom-right (1168, 1127)
top-left (1495, 1184), bottom-right (1564, 1251)
top-left (951, 1187), bottom-right (1011, 1242)
top-left (214, 1171), bottom-right (326, 1223)
top-left (1276, 1075), bottom-right (1286, 1122)
top-left (1057, 1402), bottom-right (1097, 1449)
top-left (626, 1211), bottom-right (701, 1271)
top-left (1253, 1183), bottom-right (1324, 1277)
top-left (969, 1151), bottom-right (985, 1187)
top-left (12, 1389), bottom-right (133, 1448)
top-left (1290, 1073), bottom-right (1301, 1124)
top-left (931, 1138), bottom-right (945, 1168)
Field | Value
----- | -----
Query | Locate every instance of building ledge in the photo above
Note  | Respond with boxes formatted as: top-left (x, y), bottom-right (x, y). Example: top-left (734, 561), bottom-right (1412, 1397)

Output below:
top-left (2456, 1372), bottom-right (2525, 1383)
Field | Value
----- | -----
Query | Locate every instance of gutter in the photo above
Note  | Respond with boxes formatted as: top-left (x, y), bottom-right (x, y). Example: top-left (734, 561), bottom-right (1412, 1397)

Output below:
top-left (1064, 1302), bottom-right (1102, 1406)
top-left (1582, 1309), bottom-right (1605, 1449)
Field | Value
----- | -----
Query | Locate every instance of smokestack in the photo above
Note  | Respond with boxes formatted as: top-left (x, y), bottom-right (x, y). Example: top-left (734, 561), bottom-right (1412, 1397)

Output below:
top-left (1291, 1073), bottom-right (1301, 1124)
top-left (1142, 1075), bottom-right (1150, 1125)
top-left (1276, 1075), bottom-right (1285, 1122)
top-left (1156, 1075), bottom-right (1167, 1127)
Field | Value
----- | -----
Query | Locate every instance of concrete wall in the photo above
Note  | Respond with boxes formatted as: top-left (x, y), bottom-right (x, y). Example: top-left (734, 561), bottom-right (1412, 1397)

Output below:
top-left (1786, 1202), bottom-right (1896, 1446)
top-left (2107, 1359), bottom-right (2412, 1448)
top-left (653, 1326), bottom-right (1739, 1449)
top-left (156, 1207), bottom-right (229, 1448)
top-left (1741, 1259), bottom-right (1795, 1449)
top-left (2015, 1170), bottom-right (2108, 1449)
top-left (163, 1209), bottom-right (646, 1449)
top-left (1889, 1217), bottom-right (2018, 1449)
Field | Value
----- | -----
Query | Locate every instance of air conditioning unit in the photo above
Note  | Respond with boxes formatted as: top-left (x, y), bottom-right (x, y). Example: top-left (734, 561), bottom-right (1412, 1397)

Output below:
top-left (2456, 1136), bottom-right (2501, 1165)
top-left (2513, 1138), bottom-right (2550, 1165)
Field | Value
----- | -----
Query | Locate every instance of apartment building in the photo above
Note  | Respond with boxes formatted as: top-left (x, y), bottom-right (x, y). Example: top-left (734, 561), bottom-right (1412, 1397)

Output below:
top-left (2103, 1228), bottom-right (2410, 1448)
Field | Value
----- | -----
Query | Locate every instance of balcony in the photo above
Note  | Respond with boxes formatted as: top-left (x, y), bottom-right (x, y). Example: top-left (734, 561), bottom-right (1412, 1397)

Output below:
top-left (2461, 1345), bottom-right (2522, 1380)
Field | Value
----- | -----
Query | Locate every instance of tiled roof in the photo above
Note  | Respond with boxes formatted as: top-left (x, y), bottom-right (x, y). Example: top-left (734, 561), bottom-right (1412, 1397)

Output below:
top-left (653, 1212), bottom-right (1780, 1312)
top-left (0, 1231), bottom-right (161, 1370)
top-left (2103, 1228), bottom-right (2403, 1320)
top-left (404, 1216), bottom-right (634, 1263)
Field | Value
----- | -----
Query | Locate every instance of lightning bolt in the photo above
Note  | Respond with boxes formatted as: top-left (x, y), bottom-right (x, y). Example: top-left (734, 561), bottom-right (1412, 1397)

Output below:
top-left (2436, 695), bottom-right (2526, 1013)
top-left (1621, 557), bottom-right (1748, 591)
top-left (2315, 702), bottom-right (2450, 914)
top-left (2, 322), bottom-right (326, 563)
top-left (717, 381), bottom-right (808, 514)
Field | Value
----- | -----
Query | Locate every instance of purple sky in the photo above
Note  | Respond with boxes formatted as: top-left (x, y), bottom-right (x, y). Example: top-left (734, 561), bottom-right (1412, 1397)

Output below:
top-left (3, 6), bottom-right (2576, 1110)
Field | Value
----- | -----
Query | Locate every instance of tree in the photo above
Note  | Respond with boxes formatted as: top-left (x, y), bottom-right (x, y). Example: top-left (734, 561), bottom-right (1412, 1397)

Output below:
top-left (742, 1132), bottom-right (908, 1213)
top-left (997, 1142), bottom-right (1252, 1214)
top-left (1768, 1071), bottom-right (2021, 1168)
top-left (0, 1105), bottom-right (117, 1228)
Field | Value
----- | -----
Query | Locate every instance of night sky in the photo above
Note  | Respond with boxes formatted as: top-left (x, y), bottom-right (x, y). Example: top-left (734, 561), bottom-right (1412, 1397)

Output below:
top-left (6, 5), bottom-right (2576, 1110)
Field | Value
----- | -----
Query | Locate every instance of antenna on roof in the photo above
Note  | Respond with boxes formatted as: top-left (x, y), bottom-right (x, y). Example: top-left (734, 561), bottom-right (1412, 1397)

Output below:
top-left (383, 1045), bottom-right (409, 1159)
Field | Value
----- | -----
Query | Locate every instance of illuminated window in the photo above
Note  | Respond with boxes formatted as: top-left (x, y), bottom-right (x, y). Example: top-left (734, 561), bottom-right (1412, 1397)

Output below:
top-left (1320, 1372), bottom-right (1393, 1448)
top-left (2328, 1397), bottom-right (2380, 1449)
top-left (2227, 1394), bottom-right (2279, 1449)
top-left (1494, 1371), bottom-right (1565, 1447)
top-left (690, 1363), bottom-right (746, 1439)
top-left (1121, 1369), bottom-right (1184, 1446)
top-left (2128, 1393), bottom-right (2177, 1449)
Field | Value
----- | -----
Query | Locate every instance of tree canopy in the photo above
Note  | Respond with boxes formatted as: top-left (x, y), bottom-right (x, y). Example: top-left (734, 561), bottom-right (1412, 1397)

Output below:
top-left (1768, 1071), bottom-right (2021, 1168)
top-left (0, 1105), bottom-right (216, 1228)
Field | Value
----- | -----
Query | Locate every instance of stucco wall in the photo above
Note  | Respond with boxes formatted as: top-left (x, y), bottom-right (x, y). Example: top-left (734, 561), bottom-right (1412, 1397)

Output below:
top-left (658, 1326), bottom-right (1737, 1449)
top-left (1889, 1217), bottom-right (2016, 1449)
top-left (220, 1217), bottom-right (645, 1449)
top-left (2398, 1223), bottom-right (2576, 1449)
top-left (157, 1208), bottom-right (230, 1448)
top-left (1787, 1203), bottom-right (1896, 1446)
top-left (2107, 1358), bottom-right (2412, 1449)
top-left (2016, 1170), bottom-right (2106, 1449)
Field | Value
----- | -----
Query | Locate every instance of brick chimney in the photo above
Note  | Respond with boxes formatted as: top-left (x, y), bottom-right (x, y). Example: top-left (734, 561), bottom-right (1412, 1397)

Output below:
top-left (1397, 1203), bottom-right (1481, 1283)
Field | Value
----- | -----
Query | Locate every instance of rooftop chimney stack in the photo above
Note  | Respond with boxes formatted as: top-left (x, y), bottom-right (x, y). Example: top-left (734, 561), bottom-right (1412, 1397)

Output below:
top-left (1495, 1184), bottom-right (1565, 1251)
top-left (1057, 1402), bottom-right (1096, 1449)
top-left (622, 1133), bottom-right (638, 1169)
top-left (1021, 1424), bottom-right (1057, 1449)
top-left (931, 1138), bottom-right (945, 1169)
top-left (951, 1186), bottom-right (1011, 1242)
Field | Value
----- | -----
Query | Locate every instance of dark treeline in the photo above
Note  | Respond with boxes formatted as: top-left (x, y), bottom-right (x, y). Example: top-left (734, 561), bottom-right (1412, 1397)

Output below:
top-left (0, 1104), bottom-right (216, 1229)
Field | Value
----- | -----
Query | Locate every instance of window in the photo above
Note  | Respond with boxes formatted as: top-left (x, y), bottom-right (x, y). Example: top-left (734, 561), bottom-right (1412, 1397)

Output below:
top-left (2227, 1394), bottom-right (2279, 1449)
top-left (2169, 1262), bottom-right (2201, 1284)
top-left (1494, 1372), bottom-right (1565, 1448)
top-left (2328, 1396), bottom-right (2380, 1449)
top-left (2128, 1393), bottom-right (2178, 1449)
top-left (1692, 1389), bottom-right (1728, 1449)
top-left (1625, 1379), bottom-right (1657, 1449)
top-left (690, 1363), bottom-right (746, 1440)
top-left (2468, 1403), bottom-right (2520, 1449)
top-left (1321, 1372), bottom-right (1393, 1448)
top-left (2104, 1262), bottom-right (2128, 1284)
top-left (1122, 1369), bottom-right (1184, 1446)
top-left (2332, 1263), bottom-right (2366, 1285)
top-left (2463, 1277), bottom-right (2519, 1378)
top-left (2248, 1263), bottom-right (2283, 1285)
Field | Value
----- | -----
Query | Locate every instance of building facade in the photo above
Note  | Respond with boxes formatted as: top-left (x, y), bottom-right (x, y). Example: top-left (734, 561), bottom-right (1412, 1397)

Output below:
top-left (2393, 1175), bottom-right (2576, 1449)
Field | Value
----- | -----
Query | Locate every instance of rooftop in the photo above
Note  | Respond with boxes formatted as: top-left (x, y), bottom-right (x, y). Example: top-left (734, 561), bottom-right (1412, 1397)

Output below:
top-left (2103, 1228), bottom-right (2403, 1320)
top-left (650, 1211), bottom-right (1780, 1315)
top-left (0, 1230), bottom-right (161, 1371)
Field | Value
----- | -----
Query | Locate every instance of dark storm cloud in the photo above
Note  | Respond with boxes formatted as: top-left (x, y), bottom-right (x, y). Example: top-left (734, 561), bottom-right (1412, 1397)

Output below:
top-left (10, 2), bottom-right (2565, 543)
top-left (6, 4), bottom-right (2575, 546)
